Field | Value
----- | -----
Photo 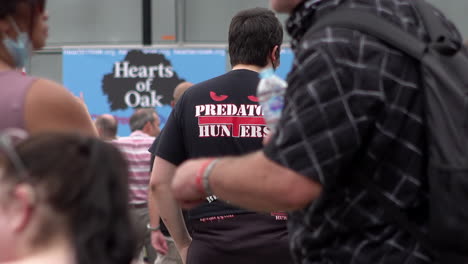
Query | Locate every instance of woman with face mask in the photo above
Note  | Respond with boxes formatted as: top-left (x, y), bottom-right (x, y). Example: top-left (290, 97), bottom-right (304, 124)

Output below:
top-left (0, 0), bottom-right (96, 136)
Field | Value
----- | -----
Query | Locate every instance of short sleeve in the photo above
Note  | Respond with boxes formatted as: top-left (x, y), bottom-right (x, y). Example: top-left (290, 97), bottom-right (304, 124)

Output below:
top-left (153, 101), bottom-right (187, 166)
top-left (264, 38), bottom-right (383, 187)
top-left (148, 136), bottom-right (159, 155)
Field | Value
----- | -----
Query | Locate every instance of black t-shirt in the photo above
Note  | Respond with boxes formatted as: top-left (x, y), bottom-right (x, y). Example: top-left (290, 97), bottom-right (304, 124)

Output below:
top-left (151, 69), bottom-right (268, 220)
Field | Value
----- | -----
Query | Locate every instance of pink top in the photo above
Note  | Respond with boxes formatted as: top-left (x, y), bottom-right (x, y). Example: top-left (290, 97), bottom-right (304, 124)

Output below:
top-left (0, 70), bottom-right (36, 131)
top-left (113, 131), bottom-right (155, 205)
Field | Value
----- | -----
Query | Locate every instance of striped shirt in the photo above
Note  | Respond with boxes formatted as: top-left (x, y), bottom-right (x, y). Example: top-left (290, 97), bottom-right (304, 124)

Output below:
top-left (113, 130), bottom-right (155, 205)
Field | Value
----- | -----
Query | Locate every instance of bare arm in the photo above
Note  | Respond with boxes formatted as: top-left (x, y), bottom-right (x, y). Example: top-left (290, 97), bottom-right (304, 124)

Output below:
top-left (149, 157), bottom-right (191, 253)
top-left (24, 79), bottom-right (97, 136)
top-left (172, 151), bottom-right (322, 212)
top-left (148, 193), bottom-right (169, 256)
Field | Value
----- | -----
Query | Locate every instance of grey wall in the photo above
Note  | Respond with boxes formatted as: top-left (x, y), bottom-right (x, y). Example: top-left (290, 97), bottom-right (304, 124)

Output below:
top-left (30, 0), bottom-right (468, 83)
top-left (46, 0), bottom-right (142, 45)
top-left (430, 0), bottom-right (468, 38)
top-left (183, 0), bottom-right (271, 42)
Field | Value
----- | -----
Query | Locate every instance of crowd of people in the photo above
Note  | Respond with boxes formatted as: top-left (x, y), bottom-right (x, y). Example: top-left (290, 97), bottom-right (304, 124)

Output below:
top-left (1, 0), bottom-right (468, 264)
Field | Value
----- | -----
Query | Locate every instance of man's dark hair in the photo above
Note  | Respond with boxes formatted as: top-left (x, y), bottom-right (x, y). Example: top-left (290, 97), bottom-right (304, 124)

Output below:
top-left (95, 115), bottom-right (117, 139)
top-left (2, 133), bottom-right (137, 264)
top-left (129, 108), bottom-right (156, 132)
top-left (228, 7), bottom-right (283, 67)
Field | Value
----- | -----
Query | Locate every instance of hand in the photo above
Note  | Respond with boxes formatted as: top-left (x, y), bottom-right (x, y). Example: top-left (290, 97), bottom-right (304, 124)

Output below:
top-left (151, 230), bottom-right (169, 255)
top-left (171, 159), bottom-right (211, 208)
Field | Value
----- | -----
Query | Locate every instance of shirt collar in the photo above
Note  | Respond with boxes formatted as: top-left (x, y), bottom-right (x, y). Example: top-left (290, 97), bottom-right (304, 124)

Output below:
top-left (129, 130), bottom-right (150, 138)
top-left (286, 0), bottom-right (341, 49)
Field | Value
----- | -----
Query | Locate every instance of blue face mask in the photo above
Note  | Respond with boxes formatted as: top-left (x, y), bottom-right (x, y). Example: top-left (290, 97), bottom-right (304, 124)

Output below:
top-left (2, 17), bottom-right (31, 69)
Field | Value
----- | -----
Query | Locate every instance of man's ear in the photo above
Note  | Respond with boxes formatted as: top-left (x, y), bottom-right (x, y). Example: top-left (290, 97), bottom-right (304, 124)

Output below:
top-left (9, 184), bottom-right (35, 233)
top-left (271, 45), bottom-right (280, 69)
top-left (142, 121), bottom-right (152, 134)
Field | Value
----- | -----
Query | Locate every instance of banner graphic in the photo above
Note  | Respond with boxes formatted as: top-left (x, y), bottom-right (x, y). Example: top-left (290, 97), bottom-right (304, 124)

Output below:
top-left (63, 48), bottom-right (293, 136)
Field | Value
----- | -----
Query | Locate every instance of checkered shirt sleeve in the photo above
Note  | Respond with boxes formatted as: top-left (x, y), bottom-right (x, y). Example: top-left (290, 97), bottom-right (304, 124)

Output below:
top-left (264, 27), bottom-right (385, 187)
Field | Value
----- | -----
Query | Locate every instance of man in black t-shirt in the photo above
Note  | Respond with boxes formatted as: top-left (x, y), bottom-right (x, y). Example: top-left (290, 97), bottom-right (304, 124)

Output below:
top-left (148, 8), bottom-right (292, 264)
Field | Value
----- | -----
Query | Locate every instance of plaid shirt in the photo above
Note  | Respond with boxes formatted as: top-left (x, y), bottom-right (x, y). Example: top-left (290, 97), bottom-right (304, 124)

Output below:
top-left (264, 0), bottom-right (462, 263)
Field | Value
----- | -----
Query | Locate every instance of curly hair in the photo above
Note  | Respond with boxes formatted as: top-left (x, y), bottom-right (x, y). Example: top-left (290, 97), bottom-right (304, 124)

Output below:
top-left (2, 133), bottom-right (137, 264)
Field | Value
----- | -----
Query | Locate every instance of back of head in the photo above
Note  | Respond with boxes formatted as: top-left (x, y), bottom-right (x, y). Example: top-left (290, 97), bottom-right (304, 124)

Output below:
top-left (129, 108), bottom-right (156, 132)
top-left (228, 7), bottom-right (283, 67)
top-left (172, 82), bottom-right (194, 106)
top-left (95, 114), bottom-right (117, 140)
top-left (1, 132), bottom-right (137, 264)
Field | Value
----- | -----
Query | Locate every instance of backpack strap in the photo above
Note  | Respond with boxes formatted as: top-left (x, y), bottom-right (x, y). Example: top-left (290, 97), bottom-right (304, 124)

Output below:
top-left (304, 7), bottom-right (427, 60)
top-left (304, 0), bottom-right (460, 58)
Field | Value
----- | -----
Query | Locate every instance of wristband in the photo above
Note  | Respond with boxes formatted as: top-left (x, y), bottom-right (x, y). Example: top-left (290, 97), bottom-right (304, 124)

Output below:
top-left (146, 223), bottom-right (160, 231)
top-left (195, 158), bottom-right (219, 196)
top-left (203, 158), bottom-right (220, 196)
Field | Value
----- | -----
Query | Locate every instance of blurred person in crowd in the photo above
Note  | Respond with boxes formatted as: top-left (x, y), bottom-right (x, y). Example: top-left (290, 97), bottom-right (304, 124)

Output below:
top-left (170, 0), bottom-right (464, 263)
top-left (0, 130), bottom-right (136, 264)
top-left (0, 0), bottom-right (96, 136)
top-left (170, 82), bottom-right (194, 107)
top-left (149, 8), bottom-right (292, 264)
top-left (95, 114), bottom-right (118, 140)
top-left (114, 108), bottom-right (161, 264)
top-left (148, 82), bottom-right (193, 264)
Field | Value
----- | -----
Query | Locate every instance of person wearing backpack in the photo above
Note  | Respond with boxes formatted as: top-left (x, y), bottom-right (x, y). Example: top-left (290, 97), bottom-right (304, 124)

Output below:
top-left (168, 0), bottom-right (468, 263)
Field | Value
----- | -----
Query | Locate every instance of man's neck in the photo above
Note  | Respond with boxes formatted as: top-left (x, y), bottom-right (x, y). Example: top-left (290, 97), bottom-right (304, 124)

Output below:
top-left (231, 64), bottom-right (265, 73)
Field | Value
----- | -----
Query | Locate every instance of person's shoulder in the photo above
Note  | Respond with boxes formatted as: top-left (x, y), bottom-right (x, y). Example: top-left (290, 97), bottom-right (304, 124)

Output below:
top-left (28, 78), bottom-right (79, 107)
top-left (171, 75), bottom-right (225, 110)
top-left (184, 72), bottom-right (232, 95)
top-left (115, 133), bottom-right (154, 146)
top-left (24, 78), bottom-right (97, 136)
top-left (133, 134), bottom-right (156, 146)
top-left (30, 77), bottom-right (63, 91)
top-left (112, 136), bottom-right (137, 150)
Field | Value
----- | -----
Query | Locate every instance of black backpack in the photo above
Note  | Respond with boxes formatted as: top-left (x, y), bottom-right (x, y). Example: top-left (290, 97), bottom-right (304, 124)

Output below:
top-left (304, 0), bottom-right (468, 261)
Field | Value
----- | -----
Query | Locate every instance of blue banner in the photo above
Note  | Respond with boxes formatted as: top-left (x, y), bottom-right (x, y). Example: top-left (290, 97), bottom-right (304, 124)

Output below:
top-left (63, 47), bottom-right (293, 136)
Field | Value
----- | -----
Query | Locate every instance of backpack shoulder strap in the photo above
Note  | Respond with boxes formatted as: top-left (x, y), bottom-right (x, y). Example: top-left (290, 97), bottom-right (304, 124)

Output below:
top-left (303, 6), bottom-right (427, 60)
